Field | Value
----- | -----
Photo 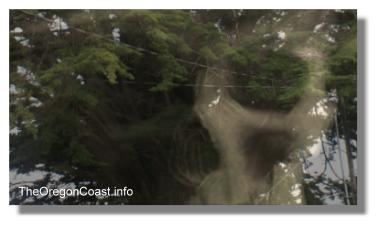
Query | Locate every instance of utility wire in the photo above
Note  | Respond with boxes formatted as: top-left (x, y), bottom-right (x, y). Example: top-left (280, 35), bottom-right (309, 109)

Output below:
top-left (320, 134), bottom-right (344, 181)
top-left (334, 113), bottom-right (351, 205)
top-left (16, 10), bottom-right (356, 91)
top-left (121, 81), bottom-right (291, 89)
top-left (16, 10), bottom-right (316, 90)
top-left (18, 10), bottom-right (260, 79)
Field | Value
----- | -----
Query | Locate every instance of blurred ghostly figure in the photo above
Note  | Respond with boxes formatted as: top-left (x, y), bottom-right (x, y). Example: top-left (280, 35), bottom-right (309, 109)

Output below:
top-left (188, 48), bottom-right (334, 204)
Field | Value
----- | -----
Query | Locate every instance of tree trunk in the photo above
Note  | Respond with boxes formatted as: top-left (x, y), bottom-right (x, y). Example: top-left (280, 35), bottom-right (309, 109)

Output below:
top-left (339, 95), bottom-right (357, 204)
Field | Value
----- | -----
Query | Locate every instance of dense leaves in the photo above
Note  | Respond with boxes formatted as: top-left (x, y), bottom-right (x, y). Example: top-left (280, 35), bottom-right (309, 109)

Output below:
top-left (9, 10), bottom-right (357, 204)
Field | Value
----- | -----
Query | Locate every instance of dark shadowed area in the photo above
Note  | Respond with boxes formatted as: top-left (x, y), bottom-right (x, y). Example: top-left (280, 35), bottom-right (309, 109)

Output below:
top-left (9, 9), bottom-right (357, 205)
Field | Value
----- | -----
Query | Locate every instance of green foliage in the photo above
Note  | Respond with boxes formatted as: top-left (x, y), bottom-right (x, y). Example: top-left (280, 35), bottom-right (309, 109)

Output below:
top-left (244, 50), bottom-right (309, 109)
top-left (41, 48), bottom-right (134, 86)
top-left (9, 10), bottom-right (357, 204)
top-left (150, 55), bottom-right (188, 91)
top-left (198, 47), bottom-right (218, 62)
top-left (74, 48), bottom-right (133, 84)
top-left (69, 140), bottom-right (99, 167)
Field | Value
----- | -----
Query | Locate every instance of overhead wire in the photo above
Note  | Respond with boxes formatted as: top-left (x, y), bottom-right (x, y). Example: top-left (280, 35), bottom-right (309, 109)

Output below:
top-left (18, 10), bottom-right (259, 78)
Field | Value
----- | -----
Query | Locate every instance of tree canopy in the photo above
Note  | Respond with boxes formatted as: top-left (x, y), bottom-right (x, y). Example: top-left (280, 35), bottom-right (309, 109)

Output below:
top-left (10, 10), bottom-right (357, 205)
